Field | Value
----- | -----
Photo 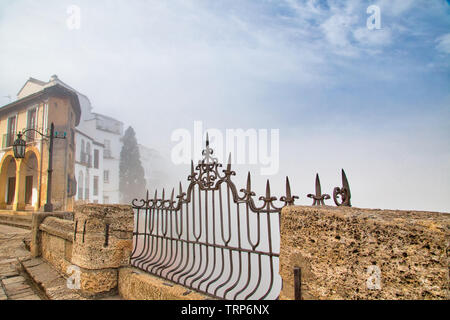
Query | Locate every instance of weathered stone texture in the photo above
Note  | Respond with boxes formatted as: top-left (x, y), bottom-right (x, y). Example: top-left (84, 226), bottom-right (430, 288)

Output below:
top-left (71, 204), bottom-right (134, 270)
top-left (280, 206), bottom-right (449, 300)
top-left (79, 268), bottom-right (118, 296)
top-left (39, 217), bottom-right (74, 276)
top-left (118, 267), bottom-right (207, 300)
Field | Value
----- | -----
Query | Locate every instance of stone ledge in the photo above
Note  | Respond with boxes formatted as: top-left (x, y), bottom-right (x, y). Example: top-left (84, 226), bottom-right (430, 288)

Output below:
top-left (118, 267), bottom-right (210, 300)
top-left (280, 205), bottom-right (449, 300)
top-left (39, 217), bottom-right (74, 242)
top-left (20, 257), bottom-right (86, 300)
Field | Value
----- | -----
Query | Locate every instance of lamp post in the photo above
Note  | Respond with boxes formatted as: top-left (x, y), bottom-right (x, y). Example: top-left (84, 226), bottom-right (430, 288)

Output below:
top-left (13, 123), bottom-right (66, 212)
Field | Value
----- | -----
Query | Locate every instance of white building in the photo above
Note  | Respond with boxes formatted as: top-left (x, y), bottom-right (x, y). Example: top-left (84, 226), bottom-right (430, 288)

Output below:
top-left (28, 75), bottom-right (124, 204)
top-left (91, 112), bottom-right (123, 204)
top-left (8, 75), bottom-right (166, 206)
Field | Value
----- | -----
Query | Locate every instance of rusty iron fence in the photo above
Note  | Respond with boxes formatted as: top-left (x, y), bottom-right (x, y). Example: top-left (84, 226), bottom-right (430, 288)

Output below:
top-left (130, 138), bottom-right (298, 300)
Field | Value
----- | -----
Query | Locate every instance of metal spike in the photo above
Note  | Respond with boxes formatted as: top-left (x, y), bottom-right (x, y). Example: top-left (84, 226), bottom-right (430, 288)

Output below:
top-left (285, 176), bottom-right (292, 198)
top-left (247, 172), bottom-right (252, 191)
top-left (206, 132), bottom-right (209, 147)
top-left (342, 169), bottom-right (350, 193)
top-left (227, 153), bottom-right (232, 171)
top-left (154, 189), bottom-right (158, 201)
top-left (179, 182), bottom-right (183, 195)
top-left (162, 188), bottom-right (165, 200)
top-left (266, 179), bottom-right (271, 198)
top-left (170, 188), bottom-right (175, 202)
top-left (146, 190), bottom-right (149, 201)
top-left (315, 173), bottom-right (322, 196)
top-left (342, 169), bottom-right (351, 206)
top-left (191, 160), bottom-right (195, 175)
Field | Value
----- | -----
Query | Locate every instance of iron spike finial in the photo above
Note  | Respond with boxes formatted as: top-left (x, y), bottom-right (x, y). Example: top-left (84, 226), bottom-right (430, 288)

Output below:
top-left (342, 169), bottom-right (350, 195)
top-left (154, 189), bottom-right (158, 201)
top-left (266, 179), bottom-right (271, 198)
top-left (227, 153), bottom-right (232, 171)
top-left (281, 176), bottom-right (298, 206)
top-left (247, 172), bottom-right (252, 191)
top-left (285, 176), bottom-right (292, 198)
top-left (162, 188), bottom-right (165, 200)
top-left (307, 173), bottom-right (330, 206)
top-left (206, 132), bottom-right (209, 147)
top-left (170, 188), bottom-right (174, 201)
top-left (315, 173), bottom-right (321, 196)
top-left (333, 169), bottom-right (351, 207)
top-left (177, 181), bottom-right (185, 200)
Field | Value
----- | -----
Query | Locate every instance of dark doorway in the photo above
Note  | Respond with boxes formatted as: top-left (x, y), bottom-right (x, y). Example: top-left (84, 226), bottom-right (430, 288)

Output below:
top-left (25, 176), bottom-right (33, 205)
top-left (7, 177), bottom-right (15, 204)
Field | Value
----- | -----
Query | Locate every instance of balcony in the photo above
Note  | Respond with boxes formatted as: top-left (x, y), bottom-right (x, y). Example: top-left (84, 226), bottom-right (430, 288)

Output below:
top-left (80, 152), bottom-right (92, 168)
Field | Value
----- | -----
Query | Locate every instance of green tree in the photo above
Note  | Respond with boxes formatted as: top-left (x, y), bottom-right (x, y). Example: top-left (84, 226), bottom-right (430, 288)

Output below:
top-left (119, 126), bottom-right (147, 204)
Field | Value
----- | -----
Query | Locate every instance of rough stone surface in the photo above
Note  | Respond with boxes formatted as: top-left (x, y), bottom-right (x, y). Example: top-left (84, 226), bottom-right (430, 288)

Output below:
top-left (30, 212), bottom-right (72, 257)
top-left (118, 267), bottom-right (208, 300)
top-left (79, 267), bottom-right (118, 296)
top-left (0, 224), bottom-right (42, 300)
top-left (72, 204), bottom-right (134, 270)
top-left (280, 206), bottom-right (449, 300)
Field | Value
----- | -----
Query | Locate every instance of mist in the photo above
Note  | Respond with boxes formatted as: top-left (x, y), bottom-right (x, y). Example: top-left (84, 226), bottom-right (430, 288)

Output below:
top-left (0, 0), bottom-right (449, 212)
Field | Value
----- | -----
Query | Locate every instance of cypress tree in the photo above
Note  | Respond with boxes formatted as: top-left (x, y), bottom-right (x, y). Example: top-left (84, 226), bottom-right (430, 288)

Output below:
top-left (119, 126), bottom-right (147, 204)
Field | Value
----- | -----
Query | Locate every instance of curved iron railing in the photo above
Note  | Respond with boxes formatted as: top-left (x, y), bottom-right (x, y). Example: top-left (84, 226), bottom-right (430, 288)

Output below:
top-left (130, 138), bottom-right (297, 300)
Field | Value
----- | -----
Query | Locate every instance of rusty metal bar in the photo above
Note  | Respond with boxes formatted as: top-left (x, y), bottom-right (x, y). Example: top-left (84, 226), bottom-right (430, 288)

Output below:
top-left (104, 223), bottom-right (110, 247)
top-left (294, 267), bottom-right (302, 300)
top-left (130, 137), bottom-right (298, 300)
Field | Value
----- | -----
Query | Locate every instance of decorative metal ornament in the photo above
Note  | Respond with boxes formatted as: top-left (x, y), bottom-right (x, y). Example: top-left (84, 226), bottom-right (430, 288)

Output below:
top-left (307, 173), bottom-right (330, 206)
top-left (333, 169), bottom-right (351, 207)
top-left (130, 137), bottom-right (298, 300)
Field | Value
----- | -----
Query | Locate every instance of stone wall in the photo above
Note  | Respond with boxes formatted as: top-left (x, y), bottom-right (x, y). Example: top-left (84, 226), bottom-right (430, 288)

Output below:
top-left (118, 267), bottom-right (208, 300)
top-left (280, 206), bottom-right (449, 300)
top-left (32, 204), bottom-right (449, 300)
top-left (39, 216), bottom-right (74, 276)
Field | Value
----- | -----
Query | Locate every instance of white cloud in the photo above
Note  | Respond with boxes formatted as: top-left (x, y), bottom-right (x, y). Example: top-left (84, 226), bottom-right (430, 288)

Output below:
top-left (436, 33), bottom-right (450, 54)
top-left (353, 27), bottom-right (392, 47)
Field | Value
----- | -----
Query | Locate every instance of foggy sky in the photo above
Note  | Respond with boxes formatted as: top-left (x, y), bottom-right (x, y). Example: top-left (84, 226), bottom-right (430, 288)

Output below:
top-left (0, 0), bottom-right (449, 212)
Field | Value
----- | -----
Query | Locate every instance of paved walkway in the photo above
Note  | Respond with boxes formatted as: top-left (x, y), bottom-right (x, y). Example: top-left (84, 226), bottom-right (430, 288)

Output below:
top-left (0, 223), bottom-right (122, 300)
top-left (0, 224), bottom-right (42, 300)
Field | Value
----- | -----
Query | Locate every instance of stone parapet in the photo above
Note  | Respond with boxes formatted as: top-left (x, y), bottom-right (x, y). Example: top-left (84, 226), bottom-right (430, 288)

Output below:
top-left (280, 205), bottom-right (449, 300)
top-left (118, 267), bottom-right (208, 300)
top-left (71, 204), bottom-right (134, 297)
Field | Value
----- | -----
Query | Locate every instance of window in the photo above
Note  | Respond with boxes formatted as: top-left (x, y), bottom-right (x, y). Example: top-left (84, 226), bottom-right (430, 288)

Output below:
top-left (104, 139), bottom-right (111, 158)
top-left (6, 116), bottom-right (16, 147)
top-left (94, 149), bottom-right (99, 169)
top-left (27, 108), bottom-right (37, 142)
top-left (104, 170), bottom-right (109, 183)
top-left (80, 139), bottom-right (85, 162)
top-left (86, 142), bottom-right (92, 167)
top-left (78, 171), bottom-right (84, 200)
top-left (85, 171), bottom-right (90, 201)
top-left (93, 176), bottom-right (99, 196)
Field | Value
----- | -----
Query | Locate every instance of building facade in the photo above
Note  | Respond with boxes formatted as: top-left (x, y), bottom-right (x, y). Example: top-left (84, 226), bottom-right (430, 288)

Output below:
top-left (46, 76), bottom-right (123, 205)
top-left (91, 113), bottom-right (123, 204)
top-left (0, 77), bottom-right (80, 211)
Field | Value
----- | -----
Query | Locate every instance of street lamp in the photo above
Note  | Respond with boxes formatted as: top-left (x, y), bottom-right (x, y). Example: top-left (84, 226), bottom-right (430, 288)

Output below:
top-left (13, 123), bottom-right (66, 212)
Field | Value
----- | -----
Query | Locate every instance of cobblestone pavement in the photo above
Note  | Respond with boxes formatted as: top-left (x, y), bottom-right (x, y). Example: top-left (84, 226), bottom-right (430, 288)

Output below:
top-left (0, 224), bottom-right (43, 300)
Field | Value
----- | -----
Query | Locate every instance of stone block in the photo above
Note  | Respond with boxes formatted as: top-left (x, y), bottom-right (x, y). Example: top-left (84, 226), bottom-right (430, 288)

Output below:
top-left (79, 267), bottom-right (118, 296)
top-left (279, 205), bottom-right (450, 300)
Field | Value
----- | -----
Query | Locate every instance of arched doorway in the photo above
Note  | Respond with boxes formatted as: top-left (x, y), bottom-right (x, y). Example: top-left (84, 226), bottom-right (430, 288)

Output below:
top-left (0, 154), bottom-right (17, 209)
top-left (21, 151), bottom-right (40, 210)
